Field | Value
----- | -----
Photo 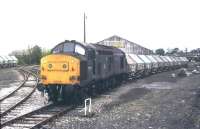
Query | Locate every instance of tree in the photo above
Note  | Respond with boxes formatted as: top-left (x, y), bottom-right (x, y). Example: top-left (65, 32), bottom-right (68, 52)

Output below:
top-left (42, 48), bottom-right (51, 57)
top-left (171, 48), bottom-right (179, 54)
top-left (155, 48), bottom-right (165, 55)
top-left (31, 45), bottom-right (42, 64)
top-left (10, 45), bottom-right (43, 65)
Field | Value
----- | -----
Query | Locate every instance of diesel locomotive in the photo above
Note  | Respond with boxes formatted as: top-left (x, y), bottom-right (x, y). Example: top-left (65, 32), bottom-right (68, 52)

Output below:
top-left (38, 40), bottom-right (127, 102)
top-left (38, 40), bottom-right (189, 103)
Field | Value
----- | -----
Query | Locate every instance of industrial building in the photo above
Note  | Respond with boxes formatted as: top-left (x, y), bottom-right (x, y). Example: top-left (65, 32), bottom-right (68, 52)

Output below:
top-left (97, 35), bottom-right (153, 55)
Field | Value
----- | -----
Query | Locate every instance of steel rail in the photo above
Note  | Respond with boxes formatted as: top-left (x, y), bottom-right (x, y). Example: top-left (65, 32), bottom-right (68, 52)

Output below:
top-left (0, 69), bottom-right (28, 102)
top-left (1, 104), bottom-right (54, 127)
top-left (0, 69), bottom-right (38, 117)
top-left (1, 104), bottom-right (75, 129)
top-left (31, 106), bottom-right (75, 129)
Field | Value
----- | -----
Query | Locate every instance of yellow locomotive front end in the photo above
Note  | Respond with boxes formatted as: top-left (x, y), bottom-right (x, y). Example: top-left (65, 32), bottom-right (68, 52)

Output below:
top-left (38, 40), bottom-right (87, 103)
top-left (40, 54), bottom-right (80, 85)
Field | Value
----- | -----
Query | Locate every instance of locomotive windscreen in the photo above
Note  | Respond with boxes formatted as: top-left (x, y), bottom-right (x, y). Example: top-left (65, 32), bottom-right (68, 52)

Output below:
top-left (52, 42), bottom-right (86, 55)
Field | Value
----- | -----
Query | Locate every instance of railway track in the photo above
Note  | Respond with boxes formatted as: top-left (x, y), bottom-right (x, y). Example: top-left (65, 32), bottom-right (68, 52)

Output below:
top-left (0, 69), bottom-right (28, 102)
top-left (0, 69), bottom-right (38, 123)
top-left (1, 104), bottom-right (75, 129)
top-left (0, 67), bottom-right (75, 129)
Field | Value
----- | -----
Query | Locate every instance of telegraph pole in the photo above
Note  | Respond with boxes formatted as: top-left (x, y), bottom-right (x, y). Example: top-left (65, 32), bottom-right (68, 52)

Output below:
top-left (84, 13), bottom-right (86, 43)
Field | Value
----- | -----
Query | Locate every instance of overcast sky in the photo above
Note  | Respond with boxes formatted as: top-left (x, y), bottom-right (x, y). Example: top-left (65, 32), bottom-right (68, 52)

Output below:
top-left (0, 0), bottom-right (199, 55)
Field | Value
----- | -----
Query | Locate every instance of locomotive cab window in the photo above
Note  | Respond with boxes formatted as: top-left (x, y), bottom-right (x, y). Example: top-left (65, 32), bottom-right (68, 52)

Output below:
top-left (63, 43), bottom-right (75, 53)
top-left (75, 44), bottom-right (85, 55)
top-left (52, 44), bottom-right (63, 54)
top-left (52, 42), bottom-right (86, 55)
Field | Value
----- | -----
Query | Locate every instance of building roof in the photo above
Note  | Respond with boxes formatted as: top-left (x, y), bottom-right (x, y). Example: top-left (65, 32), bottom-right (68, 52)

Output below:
top-left (97, 35), bottom-right (153, 54)
top-left (97, 35), bottom-right (151, 50)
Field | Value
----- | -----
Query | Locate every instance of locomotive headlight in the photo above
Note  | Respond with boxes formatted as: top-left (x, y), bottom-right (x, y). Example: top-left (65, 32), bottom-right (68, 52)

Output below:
top-left (69, 76), bottom-right (80, 81)
top-left (69, 76), bottom-right (76, 81)
top-left (41, 75), bottom-right (47, 80)
top-left (48, 64), bottom-right (52, 69)
top-left (63, 64), bottom-right (67, 69)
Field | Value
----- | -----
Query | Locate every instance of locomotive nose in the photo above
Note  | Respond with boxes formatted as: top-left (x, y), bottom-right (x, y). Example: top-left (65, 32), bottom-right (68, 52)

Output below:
top-left (40, 54), bottom-right (80, 85)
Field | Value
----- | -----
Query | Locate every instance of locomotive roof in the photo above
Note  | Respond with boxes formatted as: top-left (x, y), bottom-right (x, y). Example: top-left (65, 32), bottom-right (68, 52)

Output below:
top-left (52, 40), bottom-right (124, 54)
top-left (88, 43), bottom-right (125, 55)
top-left (51, 40), bottom-right (86, 52)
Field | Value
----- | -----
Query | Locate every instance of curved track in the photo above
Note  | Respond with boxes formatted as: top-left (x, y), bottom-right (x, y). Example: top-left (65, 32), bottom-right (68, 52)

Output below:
top-left (0, 69), bottom-right (38, 120)
top-left (0, 67), bottom-right (75, 129)
top-left (0, 69), bottom-right (28, 102)
top-left (1, 104), bottom-right (75, 129)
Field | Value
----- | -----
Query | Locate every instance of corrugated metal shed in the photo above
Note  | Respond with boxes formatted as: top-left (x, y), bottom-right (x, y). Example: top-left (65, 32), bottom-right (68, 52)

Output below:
top-left (97, 35), bottom-right (153, 55)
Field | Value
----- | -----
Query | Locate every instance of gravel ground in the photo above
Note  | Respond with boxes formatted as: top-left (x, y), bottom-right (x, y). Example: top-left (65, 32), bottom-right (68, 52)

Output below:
top-left (42, 63), bottom-right (200, 129)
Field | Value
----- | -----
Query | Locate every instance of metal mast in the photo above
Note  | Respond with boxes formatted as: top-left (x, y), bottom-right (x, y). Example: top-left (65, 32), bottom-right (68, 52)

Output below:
top-left (84, 13), bottom-right (86, 43)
